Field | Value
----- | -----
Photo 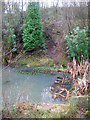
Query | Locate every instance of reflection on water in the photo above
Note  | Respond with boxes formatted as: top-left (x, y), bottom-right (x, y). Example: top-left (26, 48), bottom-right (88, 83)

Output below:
top-left (2, 65), bottom-right (69, 104)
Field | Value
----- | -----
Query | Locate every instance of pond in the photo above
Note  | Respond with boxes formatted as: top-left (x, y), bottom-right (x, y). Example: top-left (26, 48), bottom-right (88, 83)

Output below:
top-left (1, 65), bottom-right (72, 105)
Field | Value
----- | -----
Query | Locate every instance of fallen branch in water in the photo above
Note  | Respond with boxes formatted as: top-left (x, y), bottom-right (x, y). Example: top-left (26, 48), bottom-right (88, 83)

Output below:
top-left (51, 87), bottom-right (69, 100)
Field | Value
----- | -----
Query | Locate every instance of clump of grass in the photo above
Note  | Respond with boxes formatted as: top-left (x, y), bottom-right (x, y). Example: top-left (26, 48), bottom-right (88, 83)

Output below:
top-left (40, 57), bottom-right (55, 67)
top-left (59, 58), bottom-right (68, 67)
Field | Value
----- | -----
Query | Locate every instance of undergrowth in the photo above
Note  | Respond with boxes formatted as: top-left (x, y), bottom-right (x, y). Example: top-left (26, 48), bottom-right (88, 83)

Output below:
top-left (1, 96), bottom-right (89, 118)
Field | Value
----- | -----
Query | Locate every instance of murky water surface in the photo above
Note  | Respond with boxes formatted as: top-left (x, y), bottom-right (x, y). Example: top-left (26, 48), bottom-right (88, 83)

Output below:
top-left (1, 65), bottom-right (72, 104)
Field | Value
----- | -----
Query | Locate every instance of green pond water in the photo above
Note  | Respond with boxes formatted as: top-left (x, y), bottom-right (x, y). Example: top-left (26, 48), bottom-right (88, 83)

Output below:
top-left (1, 65), bottom-right (72, 104)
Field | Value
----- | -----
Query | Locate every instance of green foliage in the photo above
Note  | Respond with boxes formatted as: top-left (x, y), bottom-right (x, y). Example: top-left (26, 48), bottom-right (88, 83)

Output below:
top-left (23, 2), bottom-right (46, 51)
top-left (64, 27), bottom-right (88, 61)
top-left (3, 22), bottom-right (16, 52)
top-left (2, 2), bottom-right (22, 53)
top-left (7, 23), bottom-right (16, 50)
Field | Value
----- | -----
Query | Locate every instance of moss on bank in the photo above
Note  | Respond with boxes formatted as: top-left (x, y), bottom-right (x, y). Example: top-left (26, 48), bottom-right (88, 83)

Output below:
top-left (16, 67), bottom-right (53, 75)
top-left (2, 51), bottom-right (68, 68)
top-left (11, 55), bottom-right (55, 67)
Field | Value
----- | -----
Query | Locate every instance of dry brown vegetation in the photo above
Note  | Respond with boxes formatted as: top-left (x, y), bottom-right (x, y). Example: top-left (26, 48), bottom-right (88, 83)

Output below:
top-left (49, 56), bottom-right (89, 100)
